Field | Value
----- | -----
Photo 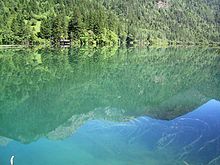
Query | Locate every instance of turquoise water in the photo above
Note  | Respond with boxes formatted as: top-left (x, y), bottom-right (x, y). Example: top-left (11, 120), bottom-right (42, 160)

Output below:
top-left (0, 47), bottom-right (220, 164)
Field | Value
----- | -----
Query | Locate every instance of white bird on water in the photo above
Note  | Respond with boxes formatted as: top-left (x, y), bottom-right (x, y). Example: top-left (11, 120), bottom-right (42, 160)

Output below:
top-left (10, 156), bottom-right (14, 165)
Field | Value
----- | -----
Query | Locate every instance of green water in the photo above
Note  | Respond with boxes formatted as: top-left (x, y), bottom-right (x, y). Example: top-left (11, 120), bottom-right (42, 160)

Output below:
top-left (0, 47), bottom-right (220, 164)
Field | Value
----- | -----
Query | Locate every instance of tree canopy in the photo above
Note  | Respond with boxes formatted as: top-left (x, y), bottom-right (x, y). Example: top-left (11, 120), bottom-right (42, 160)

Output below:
top-left (0, 0), bottom-right (219, 46)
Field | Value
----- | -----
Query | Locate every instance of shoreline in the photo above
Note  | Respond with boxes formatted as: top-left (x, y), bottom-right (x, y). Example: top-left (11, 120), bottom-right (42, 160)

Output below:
top-left (0, 43), bottom-right (220, 49)
top-left (0, 45), bottom-right (28, 48)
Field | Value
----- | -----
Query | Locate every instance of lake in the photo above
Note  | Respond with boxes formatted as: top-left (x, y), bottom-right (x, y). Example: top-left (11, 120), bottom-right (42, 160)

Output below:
top-left (0, 47), bottom-right (220, 165)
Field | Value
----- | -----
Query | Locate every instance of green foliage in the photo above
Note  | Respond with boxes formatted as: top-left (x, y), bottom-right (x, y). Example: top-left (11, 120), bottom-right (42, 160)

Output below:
top-left (0, 0), bottom-right (219, 46)
top-left (51, 15), bottom-right (63, 44)
top-left (68, 9), bottom-right (84, 41)
top-left (39, 17), bottom-right (52, 39)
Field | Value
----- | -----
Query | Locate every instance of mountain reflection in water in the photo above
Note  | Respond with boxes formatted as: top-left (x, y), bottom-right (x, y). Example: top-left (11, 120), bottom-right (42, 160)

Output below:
top-left (0, 48), bottom-right (220, 165)
top-left (1, 48), bottom-right (220, 144)
top-left (0, 100), bottom-right (220, 165)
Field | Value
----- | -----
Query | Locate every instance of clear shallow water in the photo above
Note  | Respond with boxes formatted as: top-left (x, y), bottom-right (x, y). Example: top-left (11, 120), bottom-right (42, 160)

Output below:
top-left (1, 100), bottom-right (220, 165)
top-left (0, 47), bottom-right (220, 165)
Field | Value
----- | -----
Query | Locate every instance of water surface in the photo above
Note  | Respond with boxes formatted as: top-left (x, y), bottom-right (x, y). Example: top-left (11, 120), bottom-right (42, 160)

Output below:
top-left (0, 47), bottom-right (220, 164)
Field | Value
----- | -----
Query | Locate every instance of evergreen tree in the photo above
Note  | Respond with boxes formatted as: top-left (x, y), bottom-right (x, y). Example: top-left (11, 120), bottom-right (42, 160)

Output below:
top-left (51, 15), bottom-right (63, 45)
top-left (68, 8), bottom-right (83, 41)
top-left (39, 17), bottom-right (52, 39)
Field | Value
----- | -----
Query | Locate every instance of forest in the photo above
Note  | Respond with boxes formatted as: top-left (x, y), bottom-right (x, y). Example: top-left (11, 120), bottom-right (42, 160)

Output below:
top-left (0, 0), bottom-right (219, 46)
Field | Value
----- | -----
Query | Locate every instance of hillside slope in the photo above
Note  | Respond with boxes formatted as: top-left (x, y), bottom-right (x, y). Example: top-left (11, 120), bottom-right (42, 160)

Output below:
top-left (0, 0), bottom-right (219, 46)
